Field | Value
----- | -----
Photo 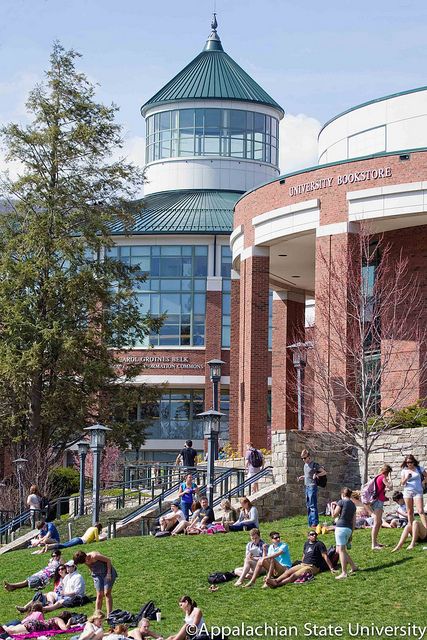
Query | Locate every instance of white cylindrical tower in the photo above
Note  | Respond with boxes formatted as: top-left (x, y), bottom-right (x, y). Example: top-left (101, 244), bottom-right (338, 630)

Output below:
top-left (141, 16), bottom-right (284, 195)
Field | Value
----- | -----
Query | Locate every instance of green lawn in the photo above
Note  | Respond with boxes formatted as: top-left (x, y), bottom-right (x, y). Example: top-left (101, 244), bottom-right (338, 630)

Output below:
top-left (0, 516), bottom-right (425, 639)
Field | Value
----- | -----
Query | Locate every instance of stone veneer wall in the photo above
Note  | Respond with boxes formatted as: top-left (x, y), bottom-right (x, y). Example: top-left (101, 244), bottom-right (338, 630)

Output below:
top-left (263, 427), bottom-right (427, 520)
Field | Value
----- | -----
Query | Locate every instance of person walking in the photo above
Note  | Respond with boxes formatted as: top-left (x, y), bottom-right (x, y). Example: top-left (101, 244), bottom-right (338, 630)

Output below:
top-left (331, 487), bottom-right (357, 579)
top-left (297, 450), bottom-right (326, 527)
top-left (26, 485), bottom-right (42, 527)
top-left (245, 443), bottom-right (264, 493)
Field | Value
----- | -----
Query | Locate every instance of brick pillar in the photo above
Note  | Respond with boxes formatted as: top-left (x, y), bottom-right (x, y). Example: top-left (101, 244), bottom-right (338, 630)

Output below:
top-left (228, 270), bottom-right (240, 449)
top-left (237, 248), bottom-right (270, 453)
top-left (271, 291), bottom-right (306, 431)
top-left (314, 224), bottom-right (360, 431)
top-left (204, 276), bottom-right (223, 411)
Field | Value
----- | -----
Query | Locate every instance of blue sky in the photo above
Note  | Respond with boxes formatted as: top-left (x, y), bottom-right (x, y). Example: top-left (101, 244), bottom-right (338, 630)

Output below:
top-left (0, 0), bottom-right (426, 174)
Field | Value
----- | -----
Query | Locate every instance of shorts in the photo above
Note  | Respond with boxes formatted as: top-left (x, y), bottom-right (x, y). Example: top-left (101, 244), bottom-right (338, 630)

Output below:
top-left (27, 574), bottom-right (48, 589)
top-left (403, 488), bottom-right (422, 499)
top-left (93, 567), bottom-right (117, 592)
top-left (293, 563), bottom-right (320, 578)
top-left (335, 526), bottom-right (352, 546)
top-left (247, 468), bottom-right (261, 478)
top-left (61, 595), bottom-right (83, 607)
top-left (371, 500), bottom-right (384, 511)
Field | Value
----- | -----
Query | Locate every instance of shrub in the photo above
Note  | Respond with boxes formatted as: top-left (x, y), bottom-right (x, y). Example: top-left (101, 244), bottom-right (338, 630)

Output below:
top-left (48, 466), bottom-right (80, 498)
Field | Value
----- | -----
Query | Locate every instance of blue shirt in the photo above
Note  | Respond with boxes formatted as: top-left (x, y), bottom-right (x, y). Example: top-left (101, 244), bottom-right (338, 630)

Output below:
top-left (267, 541), bottom-right (291, 567)
top-left (180, 482), bottom-right (197, 503)
top-left (42, 522), bottom-right (60, 542)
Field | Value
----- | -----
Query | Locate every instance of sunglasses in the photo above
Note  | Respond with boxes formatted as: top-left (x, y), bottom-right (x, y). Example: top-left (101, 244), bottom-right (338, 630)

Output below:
top-left (272, 535), bottom-right (280, 539)
top-left (302, 456), bottom-right (309, 460)
top-left (308, 532), bottom-right (317, 536)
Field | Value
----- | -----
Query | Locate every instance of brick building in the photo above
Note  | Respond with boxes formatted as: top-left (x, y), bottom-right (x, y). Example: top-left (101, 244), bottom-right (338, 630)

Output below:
top-left (110, 16), bottom-right (283, 460)
top-left (231, 86), bottom-right (427, 452)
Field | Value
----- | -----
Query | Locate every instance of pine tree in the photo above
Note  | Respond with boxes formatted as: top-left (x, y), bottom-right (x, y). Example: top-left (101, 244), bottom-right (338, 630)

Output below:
top-left (0, 42), bottom-right (159, 467)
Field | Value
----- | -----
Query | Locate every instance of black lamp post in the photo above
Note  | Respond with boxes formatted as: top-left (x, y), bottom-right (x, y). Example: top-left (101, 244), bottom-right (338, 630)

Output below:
top-left (13, 457), bottom-right (27, 517)
top-left (207, 359), bottom-right (224, 412)
top-left (197, 409), bottom-right (223, 505)
top-left (83, 424), bottom-right (111, 525)
top-left (287, 341), bottom-right (313, 431)
top-left (207, 359), bottom-right (224, 459)
top-left (76, 440), bottom-right (90, 517)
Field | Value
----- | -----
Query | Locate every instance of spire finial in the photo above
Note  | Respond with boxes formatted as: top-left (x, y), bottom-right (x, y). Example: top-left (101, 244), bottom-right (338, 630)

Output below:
top-left (203, 12), bottom-right (223, 52)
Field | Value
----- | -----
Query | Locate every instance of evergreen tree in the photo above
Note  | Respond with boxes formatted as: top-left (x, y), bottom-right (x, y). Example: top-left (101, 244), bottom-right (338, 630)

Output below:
top-left (0, 43), bottom-right (160, 466)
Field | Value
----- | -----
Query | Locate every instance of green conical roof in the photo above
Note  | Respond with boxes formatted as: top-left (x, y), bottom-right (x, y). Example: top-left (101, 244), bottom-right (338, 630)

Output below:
top-left (141, 17), bottom-right (284, 116)
top-left (109, 189), bottom-right (242, 235)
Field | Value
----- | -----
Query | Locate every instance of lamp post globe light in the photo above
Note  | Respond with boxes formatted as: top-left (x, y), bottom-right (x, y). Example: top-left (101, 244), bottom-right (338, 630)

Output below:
top-left (83, 424), bottom-right (111, 525)
top-left (12, 457), bottom-right (28, 517)
top-left (197, 409), bottom-right (223, 506)
top-left (76, 440), bottom-right (90, 517)
top-left (287, 341), bottom-right (313, 431)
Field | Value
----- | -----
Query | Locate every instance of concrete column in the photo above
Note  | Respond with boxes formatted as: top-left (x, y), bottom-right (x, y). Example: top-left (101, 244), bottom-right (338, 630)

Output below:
top-left (204, 276), bottom-right (223, 411)
top-left (228, 270), bottom-right (240, 449)
top-left (314, 224), bottom-right (360, 431)
top-left (237, 248), bottom-right (270, 452)
top-left (271, 291), bottom-right (306, 431)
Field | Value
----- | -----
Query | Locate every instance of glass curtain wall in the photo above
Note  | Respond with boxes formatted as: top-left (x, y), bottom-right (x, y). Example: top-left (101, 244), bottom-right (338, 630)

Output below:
top-left (221, 246), bottom-right (232, 348)
top-left (135, 389), bottom-right (205, 440)
top-left (146, 108), bottom-right (279, 165)
top-left (107, 245), bottom-right (208, 347)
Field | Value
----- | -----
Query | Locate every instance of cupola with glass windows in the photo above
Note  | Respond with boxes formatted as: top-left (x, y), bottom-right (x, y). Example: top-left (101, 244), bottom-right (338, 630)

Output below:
top-left (141, 15), bottom-right (284, 195)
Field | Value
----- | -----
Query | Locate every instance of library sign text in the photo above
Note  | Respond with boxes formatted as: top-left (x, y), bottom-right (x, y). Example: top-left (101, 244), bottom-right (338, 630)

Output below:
top-left (119, 355), bottom-right (203, 370)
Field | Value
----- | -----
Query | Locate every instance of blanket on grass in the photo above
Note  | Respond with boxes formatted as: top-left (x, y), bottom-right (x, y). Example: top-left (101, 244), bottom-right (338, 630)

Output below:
top-left (12, 625), bottom-right (84, 640)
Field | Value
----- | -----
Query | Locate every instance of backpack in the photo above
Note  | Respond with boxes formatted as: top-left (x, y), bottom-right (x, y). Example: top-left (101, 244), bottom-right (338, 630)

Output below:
top-left (107, 610), bottom-right (136, 626)
top-left (154, 530), bottom-right (171, 538)
top-left (248, 448), bottom-right (263, 468)
top-left (136, 601), bottom-right (160, 622)
top-left (361, 476), bottom-right (378, 504)
top-left (313, 463), bottom-right (327, 488)
top-left (207, 571), bottom-right (236, 584)
top-left (69, 613), bottom-right (88, 626)
top-left (326, 545), bottom-right (339, 569)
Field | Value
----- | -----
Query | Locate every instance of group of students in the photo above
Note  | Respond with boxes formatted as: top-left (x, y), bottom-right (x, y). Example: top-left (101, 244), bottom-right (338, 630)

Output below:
top-left (159, 476), bottom-right (259, 536)
top-left (4, 546), bottom-right (118, 618)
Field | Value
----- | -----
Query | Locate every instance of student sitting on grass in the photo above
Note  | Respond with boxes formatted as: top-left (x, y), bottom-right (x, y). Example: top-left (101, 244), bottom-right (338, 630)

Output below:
top-left (72, 610), bottom-right (105, 640)
top-left (4, 550), bottom-right (62, 591)
top-left (16, 563), bottom-right (66, 612)
top-left (30, 520), bottom-right (60, 548)
top-left (159, 502), bottom-right (186, 533)
top-left (234, 528), bottom-right (265, 586)
top-left (242, 531), bottom-right (291, 588)
top-left (183, 497), bottom-right (215, 535)
top-left (217, 499), bottom-right (237, 531)
top-left (166, 596), bottom-right (204, 640)
top-left (391, 519), bottom-right (427, 552)
top-left (265, 530), bottom-right (336, 587)
top-left (385, 492), bottom-right (408, 528)
top-left (228, 497), bottom-right (259, 532)
top-left (129, 618), bottom-right (164, 640)
top-left (0, 605), bottom-right (73, 635)
top-left (104, 623), bottom-right (129, 640)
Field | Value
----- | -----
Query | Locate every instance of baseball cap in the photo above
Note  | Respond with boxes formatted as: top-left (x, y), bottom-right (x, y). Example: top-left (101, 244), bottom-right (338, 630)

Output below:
top-left (65, 560), bottom-right (75, 567)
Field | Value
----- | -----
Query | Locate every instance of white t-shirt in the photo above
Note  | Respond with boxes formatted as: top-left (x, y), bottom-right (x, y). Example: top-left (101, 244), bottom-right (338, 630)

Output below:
top-left (27, 493), bottom-right (41, 511)
top-left (401, 466), bottom-right (425, 495)
top-left (62, 571), bottom-right (86, 597)
top-left (165, 509), bottom-right (185, 522)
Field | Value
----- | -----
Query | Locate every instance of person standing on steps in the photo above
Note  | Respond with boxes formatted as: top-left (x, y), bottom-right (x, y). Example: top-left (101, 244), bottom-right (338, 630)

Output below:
top-left (245, 443), bottom-right (264, 493)
top-left (297, 449), bottom-right (327, 527)
top-left (176, 440), bottom-right (198, 475)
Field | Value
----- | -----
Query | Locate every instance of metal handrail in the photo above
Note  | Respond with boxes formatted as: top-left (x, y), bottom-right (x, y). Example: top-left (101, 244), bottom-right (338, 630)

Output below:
top-left (212, 466), bottom-right (273, 508)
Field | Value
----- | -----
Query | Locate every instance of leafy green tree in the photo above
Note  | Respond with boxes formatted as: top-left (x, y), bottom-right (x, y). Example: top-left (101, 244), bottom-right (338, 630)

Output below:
top-left (0, 42), bottom-right (160, 469)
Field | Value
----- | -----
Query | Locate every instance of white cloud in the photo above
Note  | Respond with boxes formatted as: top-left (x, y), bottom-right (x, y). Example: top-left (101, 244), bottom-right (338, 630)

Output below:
top-left (279, 113), bottom-right (322, 175)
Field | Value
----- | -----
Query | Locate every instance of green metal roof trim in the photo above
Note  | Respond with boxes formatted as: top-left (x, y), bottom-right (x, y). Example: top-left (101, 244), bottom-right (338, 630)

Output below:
top-left (110, 190), bottom-right (242, 235)
top-left (141, 21), bottom-right (284, 116)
